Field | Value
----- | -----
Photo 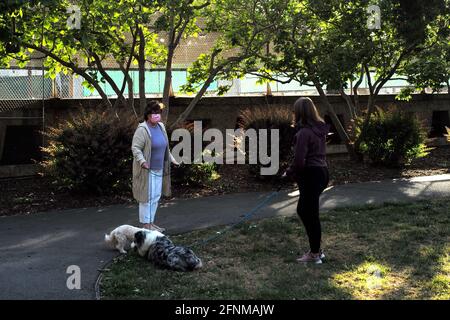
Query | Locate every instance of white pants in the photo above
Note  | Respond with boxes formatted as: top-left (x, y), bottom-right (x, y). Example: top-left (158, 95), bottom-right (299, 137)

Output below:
top-left (139, 169), bottom-right (163, 224)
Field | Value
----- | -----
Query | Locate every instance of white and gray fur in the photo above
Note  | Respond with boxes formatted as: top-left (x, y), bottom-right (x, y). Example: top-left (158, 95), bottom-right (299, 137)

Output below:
top-left (104, 224), bottom-right (149, 254)
top-left (131, 229), bottom-right (165, 257)
top-left (133, 230), bottom-right (203, 272)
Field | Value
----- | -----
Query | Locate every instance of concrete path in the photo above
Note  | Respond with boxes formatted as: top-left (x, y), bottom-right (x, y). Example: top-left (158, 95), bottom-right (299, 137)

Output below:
top-left (0, 174), bottom-right (449, 300)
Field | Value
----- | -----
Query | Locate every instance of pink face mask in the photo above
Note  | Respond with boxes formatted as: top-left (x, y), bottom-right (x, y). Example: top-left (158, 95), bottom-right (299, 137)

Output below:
top-left (150, 114), bottom-right (161, 122)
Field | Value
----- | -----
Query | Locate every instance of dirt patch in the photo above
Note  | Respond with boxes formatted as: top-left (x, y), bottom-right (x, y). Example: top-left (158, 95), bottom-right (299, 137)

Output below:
top-left (327, 145), bottom-right (450, 185)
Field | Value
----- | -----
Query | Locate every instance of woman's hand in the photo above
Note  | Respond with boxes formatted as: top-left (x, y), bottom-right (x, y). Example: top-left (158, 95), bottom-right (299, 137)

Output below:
top-left (141, 162), bottom-right (150, 170)
top-left (169, 153), bottom-right (180, 166)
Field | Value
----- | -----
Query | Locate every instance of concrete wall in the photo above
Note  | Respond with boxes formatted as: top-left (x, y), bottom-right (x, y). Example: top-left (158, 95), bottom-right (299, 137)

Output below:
top-left (0, 94), bottom-right (449, 177)
top-left (167, 94), bottom-right (450, 134)
top-left (2, 93), bottom-right (449, 132)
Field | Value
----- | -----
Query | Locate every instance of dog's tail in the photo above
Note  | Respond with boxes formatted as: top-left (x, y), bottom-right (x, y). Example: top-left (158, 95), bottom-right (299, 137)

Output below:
top-left (104, 233), bottom-right (115, 247)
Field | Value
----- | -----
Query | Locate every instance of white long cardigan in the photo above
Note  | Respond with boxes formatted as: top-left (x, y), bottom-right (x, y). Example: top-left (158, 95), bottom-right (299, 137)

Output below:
top-left (131, 121), bottom-right (174, 202)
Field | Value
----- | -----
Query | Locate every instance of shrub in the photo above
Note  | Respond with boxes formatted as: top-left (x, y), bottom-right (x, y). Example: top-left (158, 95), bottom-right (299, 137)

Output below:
top-left (167, 122), bottom-right (219, 187)
top-left (40, 107), bottom-right (138, 194)
top-left (171, 161), bottom-right (218, 187)
top-left (238, 105), bottom-right (295, 180)
top-left (358, 107), bottom-right (429, 167)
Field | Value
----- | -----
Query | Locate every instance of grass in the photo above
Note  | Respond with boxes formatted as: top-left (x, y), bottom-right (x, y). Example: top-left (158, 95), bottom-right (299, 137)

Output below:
top-left (100, 197), bottom-right (450, 300)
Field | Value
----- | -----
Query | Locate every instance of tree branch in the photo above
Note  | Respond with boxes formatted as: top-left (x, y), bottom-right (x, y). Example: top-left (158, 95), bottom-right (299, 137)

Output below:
top-left (21, 42), bottom-right (112, 108)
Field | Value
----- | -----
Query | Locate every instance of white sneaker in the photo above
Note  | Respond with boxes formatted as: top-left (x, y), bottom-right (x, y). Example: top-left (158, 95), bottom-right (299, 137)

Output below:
top-left (319, 249), bottom-right (325, 260)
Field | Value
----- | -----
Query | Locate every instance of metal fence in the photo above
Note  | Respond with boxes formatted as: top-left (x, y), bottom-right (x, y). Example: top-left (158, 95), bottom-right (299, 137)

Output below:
top-left (0, 30), bottom-right (446, 114)
top-left (0, 66), bottom-right (427, 111)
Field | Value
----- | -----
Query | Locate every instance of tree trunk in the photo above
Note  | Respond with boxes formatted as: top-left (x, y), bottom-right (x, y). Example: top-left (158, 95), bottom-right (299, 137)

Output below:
top-left (138, 27), bottom-right (146, 115)
top-left (168, 47), bottom-right (223, 130)
top-left (315, 85), bottom-right (350, 143)
top-left (162, 45), bottom-right (175, 123)
top-left (353, 92), bottom-right (376, 161)
top-left (340, 88), bottom-right (356, 119)
top-left (169, 71), bottom-right (219, 130)
top-left (367, 94), bottom-right (376, 116)
top-left (91, 81), bottom-right (114, 110)
top-left (314, 82), bottom-right (358, 159)
top-left (92, 54), bottom-right (127, 109)
top-left (353, 66), bottom-right (364, 116)
top-left (119, 63), bottom-right (137, 119)
top-left (126, 73), bottom-right (136, 118)
top-left (352, 65), bottom-right (378, 160)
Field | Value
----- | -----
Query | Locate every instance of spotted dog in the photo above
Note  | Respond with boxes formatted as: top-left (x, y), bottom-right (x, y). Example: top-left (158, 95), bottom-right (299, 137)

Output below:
top-left (133, 230), bottom-right (203, 272)
top-left (104, 224), bottom-right (150, 254)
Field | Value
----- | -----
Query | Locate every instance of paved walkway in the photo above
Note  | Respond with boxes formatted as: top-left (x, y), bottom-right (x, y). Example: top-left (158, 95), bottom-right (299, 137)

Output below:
top-left (0, 174), bottom-right (449, 300)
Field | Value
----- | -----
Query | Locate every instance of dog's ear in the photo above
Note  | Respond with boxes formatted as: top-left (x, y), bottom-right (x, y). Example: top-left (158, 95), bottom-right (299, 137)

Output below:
top-left (134, 231), bottom-right (146, 247)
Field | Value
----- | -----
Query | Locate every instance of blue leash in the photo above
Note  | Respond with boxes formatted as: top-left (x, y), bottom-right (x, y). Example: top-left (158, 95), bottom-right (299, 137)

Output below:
top-left (188, 185), bottom-right (283, 249)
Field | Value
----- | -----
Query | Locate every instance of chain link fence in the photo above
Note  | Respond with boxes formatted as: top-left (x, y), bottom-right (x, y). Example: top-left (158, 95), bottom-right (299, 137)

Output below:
top-left (0, 31), bottom-right (427, 114)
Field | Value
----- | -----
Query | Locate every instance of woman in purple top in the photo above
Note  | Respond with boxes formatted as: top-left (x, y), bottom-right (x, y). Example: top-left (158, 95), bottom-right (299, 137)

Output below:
top-left (131, 101), bottom-right (179, 232)
top-left (283, 97), bottom-right (330, 264)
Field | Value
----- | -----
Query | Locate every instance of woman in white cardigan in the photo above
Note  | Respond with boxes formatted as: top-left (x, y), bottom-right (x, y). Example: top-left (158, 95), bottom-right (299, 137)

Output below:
top-left (131, 101), bottom-right (178, 232)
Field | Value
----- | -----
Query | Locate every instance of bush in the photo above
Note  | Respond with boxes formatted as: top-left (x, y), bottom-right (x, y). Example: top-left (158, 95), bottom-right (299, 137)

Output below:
top-left (358, 107), bottom-right (429, 167)
top-left (238, 106), bottom-right (295, 180)
top-left (167, 122), bottom-right (219, 187)
top-left (171, 161), bottom-right (218, 187)
top-left (40, 108), bottom-right (137, 194)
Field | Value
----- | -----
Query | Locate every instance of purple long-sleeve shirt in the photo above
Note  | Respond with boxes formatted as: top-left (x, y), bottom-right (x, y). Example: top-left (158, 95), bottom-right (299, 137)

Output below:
top-left (285, 121), bottom-right (329, 180)
top-left (145, 122), bottom-right (168, 170)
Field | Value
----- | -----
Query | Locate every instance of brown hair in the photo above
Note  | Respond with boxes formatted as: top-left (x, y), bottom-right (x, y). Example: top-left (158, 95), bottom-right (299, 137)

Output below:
top-left (143, 100), bottom-right (163, 121)
top-left (293, 97), bottom-right (324, 126)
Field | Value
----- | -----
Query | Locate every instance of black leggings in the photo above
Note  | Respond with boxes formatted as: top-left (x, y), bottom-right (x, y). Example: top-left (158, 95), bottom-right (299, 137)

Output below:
top-left (296, 166), bottom-right (329, 254)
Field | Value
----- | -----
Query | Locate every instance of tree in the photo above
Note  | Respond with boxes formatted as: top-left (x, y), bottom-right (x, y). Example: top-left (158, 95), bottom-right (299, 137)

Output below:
top-left (2, 0), bottom-right (167, 115)
top-left (252, 0), bottom-right (369, 156)
top-left (1, 0), bottom-right (55, 65)
top-left (154, 0), bottom-right (211, 122)
top-left (351, 0), bottom-right (447, 155)
top-left (169, 0), bottom-right (289, 130)
top-left (358, 0), bottom-right (445, 114)
top-left (400, 2), bottom-right (450, 99)
top-left (252, 0), bottom-right (446, 159)
top-left (2, 1), bottom-right (217, 119)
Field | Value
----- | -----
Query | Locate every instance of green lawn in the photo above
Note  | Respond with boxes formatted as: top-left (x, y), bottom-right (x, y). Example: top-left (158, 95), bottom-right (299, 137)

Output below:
top-left (100, 198), bottom-right (450, 300)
